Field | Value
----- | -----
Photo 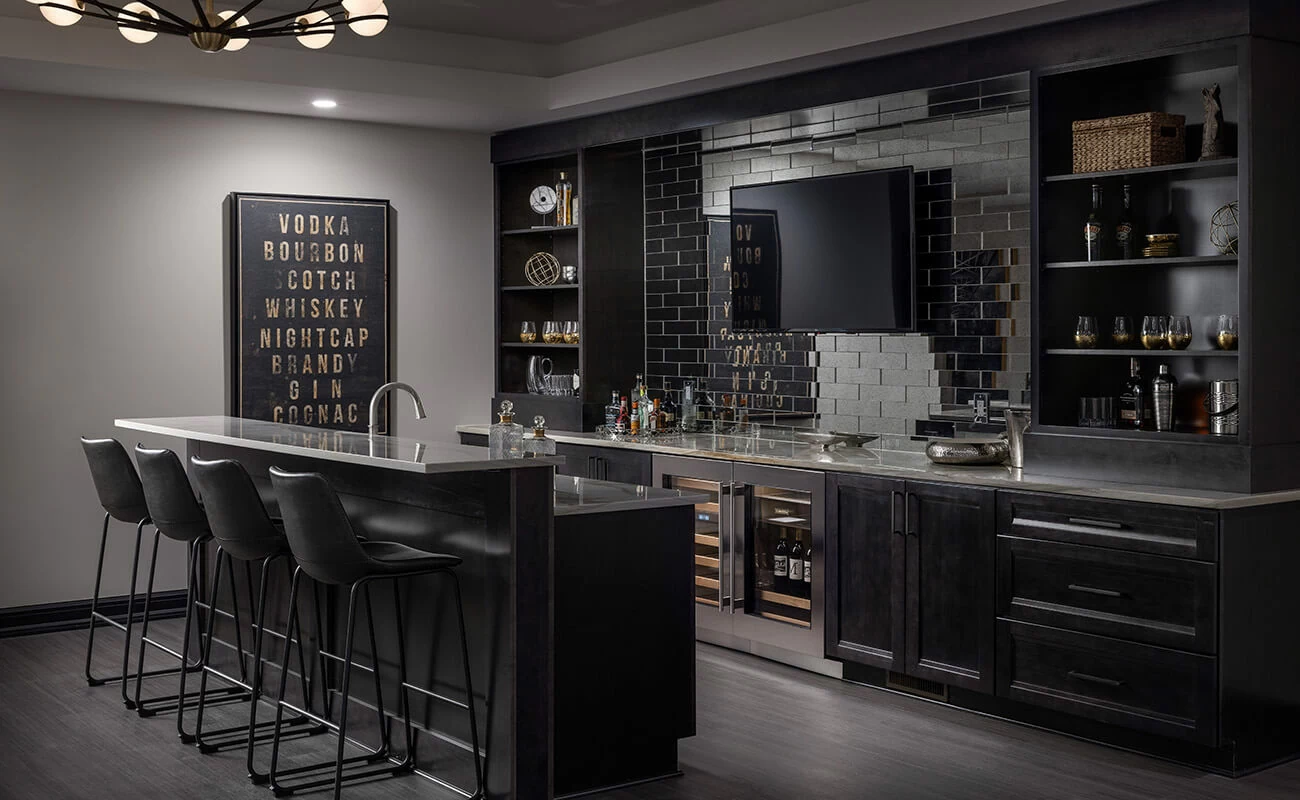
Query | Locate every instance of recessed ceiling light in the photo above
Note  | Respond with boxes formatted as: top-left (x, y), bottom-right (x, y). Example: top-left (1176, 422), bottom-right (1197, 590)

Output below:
top-left (312, 99), bottom-right (338, 109)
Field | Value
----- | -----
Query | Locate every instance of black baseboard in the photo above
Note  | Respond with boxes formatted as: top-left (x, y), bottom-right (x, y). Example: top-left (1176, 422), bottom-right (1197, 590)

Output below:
top-left (0, 591), bottom-right (188, 639)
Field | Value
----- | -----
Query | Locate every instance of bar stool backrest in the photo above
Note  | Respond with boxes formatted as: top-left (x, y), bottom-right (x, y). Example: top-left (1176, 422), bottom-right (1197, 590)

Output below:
top-left (269, 467), bottom-right (371, 586)
top-left (189, 457), bottom-right (287, 562)
top-left (80, 437), bottom-right (149, 523)
top-left (135, 445), bottom-right (210, 543)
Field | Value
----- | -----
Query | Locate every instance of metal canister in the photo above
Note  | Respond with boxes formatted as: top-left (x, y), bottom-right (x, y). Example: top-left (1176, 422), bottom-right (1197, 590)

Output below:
top-left (1207, 379), bottom-right (1239, 435)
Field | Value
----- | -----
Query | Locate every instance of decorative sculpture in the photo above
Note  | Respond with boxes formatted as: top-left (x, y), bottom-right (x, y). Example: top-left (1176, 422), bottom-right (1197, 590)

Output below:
top-left (1200, 83), bottom-right (1226, 161)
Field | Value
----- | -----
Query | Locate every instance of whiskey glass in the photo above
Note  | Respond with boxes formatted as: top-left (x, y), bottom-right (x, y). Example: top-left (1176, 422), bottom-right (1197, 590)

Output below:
top-left (1141, 315), bottom-right (1169, 350)
top-left (563, 320), bottom-right (580, 344)
top-left (542, 321), bottom-right (563, 344)
top-left (519, 321), bottom-right (537, 344)
top-left (1074, 316), bottom-right (1098, 349)
top-left (1111, 316), bottom-right (1134, 348)
top-left (1167, 315), bottom-right (1192, 350)
top-left (1215, 314), bottom-right (1239, 350)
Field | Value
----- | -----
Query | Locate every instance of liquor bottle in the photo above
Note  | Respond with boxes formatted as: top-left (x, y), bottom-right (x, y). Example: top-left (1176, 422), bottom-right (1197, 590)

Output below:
top-left (489, 400), bottom-right (523, 459)
top-left (555, 172), bottom-right (573, 226)
top-left (788, 538), bottom-right (805, 595)
top-left (1084, 183), bottom-right (1106, 261)
top-left (616, 396), bottom-right (629, 433)
top-left (698, 389), bottom-right (715, 428)
top-left (662, 391), bottom-right (678, 429)
top-left (649, 398), bottom-right (661, 434)
top-left (738, 395), bottom-right (750, 428)
top-left (681, 380), bottom-right (697, 432)
top-left (1153, 364), bottom-right (1177, 432)
top-left (604, 390), bottom-right (620, 429)
top-left (773, 534), bottom-right (789, 594)
top-left (802, 544), bottom-right (813, 598)
top-left (521, 416), bottom-right (557, 458)
top-left (1118, 358), bottom-right (1146, 430)
top-left (638, 380), bottom-right (651, 431)
top-left (1115, 183), bottom-right (1136, 260)
top-left (631, 373), bottom-right (644, 408)
top-left (629, 401), bottom-right (640, 435)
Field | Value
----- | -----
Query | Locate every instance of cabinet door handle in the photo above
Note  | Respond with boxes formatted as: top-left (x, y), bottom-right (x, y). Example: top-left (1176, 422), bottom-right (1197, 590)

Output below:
top-left (1067, 516), bottom-right (1125, 531)
top-left (1068, 583), bottom-right (1124, 599)
top-left (906, 492), bottom-right (919, 537)
top-left (1067, 670), bottom-right (1125, 688)
top-left (890, 491), bottom-right (904, 536)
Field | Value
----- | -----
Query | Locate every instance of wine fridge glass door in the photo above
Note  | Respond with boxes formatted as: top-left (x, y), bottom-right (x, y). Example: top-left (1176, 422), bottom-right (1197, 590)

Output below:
top-left (742, 486), bottom-right (814, 629)
top-left (665, 475), bottom-right (727, 611)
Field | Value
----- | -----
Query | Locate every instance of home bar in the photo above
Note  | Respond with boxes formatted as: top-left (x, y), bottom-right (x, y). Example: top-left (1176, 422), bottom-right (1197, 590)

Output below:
top-left (3, 1), bottom-right (1300, 799)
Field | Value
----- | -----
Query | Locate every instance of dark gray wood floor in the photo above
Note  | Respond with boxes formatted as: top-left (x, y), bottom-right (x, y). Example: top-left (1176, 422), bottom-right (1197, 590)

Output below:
top-left (2, 625), bottom-right (1298, 799)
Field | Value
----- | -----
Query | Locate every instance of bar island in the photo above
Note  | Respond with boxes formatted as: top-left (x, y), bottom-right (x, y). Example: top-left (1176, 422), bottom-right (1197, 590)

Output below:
top-left (115, 416), bottom-right (701, 800)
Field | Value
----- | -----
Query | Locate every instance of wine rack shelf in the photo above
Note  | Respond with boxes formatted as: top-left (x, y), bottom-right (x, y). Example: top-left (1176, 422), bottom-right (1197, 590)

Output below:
top-left (694, 533), bottom-right (720, 548)
top-left (759, 589), bottom-right (812, 610)
top-left (695, 575), bottom-right (720, 591)
top-left (694, 554), bottom-right (720, 569)
top-left (759, 610), bottom-right (811, 628)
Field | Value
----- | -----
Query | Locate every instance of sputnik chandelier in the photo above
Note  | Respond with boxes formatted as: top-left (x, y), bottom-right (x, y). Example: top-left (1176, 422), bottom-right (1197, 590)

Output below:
top-left (25, 0), bottom-right (390, 52)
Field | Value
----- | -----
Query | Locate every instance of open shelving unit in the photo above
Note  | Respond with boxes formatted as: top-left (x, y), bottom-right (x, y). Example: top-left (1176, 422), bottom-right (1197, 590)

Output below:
top-left (492, 143), bottom-right (645, 430)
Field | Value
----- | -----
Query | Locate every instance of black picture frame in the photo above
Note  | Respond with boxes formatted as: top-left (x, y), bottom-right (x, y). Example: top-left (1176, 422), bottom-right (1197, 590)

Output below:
top-left (226, 192), bottom-right (392, 434)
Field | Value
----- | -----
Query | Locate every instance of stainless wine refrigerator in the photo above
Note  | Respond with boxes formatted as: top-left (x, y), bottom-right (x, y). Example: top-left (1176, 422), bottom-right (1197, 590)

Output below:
top-left (653, 455), bottom-right (839, 677)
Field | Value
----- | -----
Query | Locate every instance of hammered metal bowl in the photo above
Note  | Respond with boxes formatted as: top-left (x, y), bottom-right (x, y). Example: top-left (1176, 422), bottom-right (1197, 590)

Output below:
top-left (925, 437), bottom-right (1010, 466)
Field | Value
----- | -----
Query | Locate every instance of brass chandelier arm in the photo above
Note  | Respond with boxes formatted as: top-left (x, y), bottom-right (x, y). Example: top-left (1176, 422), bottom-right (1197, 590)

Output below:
top-left (217, 0), bottom-right (267, 30)
top-left (52, 2), bottom-right (191, 35)
top-left (236, 1), bottom-right (345, 33)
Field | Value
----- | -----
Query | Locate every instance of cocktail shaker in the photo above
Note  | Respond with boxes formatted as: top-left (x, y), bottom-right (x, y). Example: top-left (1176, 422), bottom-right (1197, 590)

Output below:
top-left (1206, 379), bottom-right (1239, 435)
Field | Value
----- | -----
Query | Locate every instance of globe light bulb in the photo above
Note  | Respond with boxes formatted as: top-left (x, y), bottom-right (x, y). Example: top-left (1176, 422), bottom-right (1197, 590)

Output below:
top-left (218, 9), bottom-right (250, 52)
top-left (348, 0), bottom-right (387, 37)
top-left (341, 0), bottom-right (383, 14)
top-left (40, 0), bottom-right (84, 26)
top-left (296, 11), bottom-right (335, 50)
top-left (117, 2), bottom-right (158, 44)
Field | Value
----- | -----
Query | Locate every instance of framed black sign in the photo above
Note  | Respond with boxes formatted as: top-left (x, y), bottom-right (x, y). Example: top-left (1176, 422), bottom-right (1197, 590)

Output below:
top-left (228, 192), bottom-right (391, 433)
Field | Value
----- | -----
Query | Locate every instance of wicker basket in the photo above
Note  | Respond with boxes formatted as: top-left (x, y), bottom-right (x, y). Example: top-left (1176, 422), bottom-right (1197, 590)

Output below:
top-left (1071, 112), bottom-right (1186, 173)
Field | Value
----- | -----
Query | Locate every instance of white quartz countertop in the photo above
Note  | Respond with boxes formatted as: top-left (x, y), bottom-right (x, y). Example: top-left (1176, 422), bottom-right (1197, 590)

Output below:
top-left (554, 475), bottom-right (706, 516)
top-left (118, 416), bottom-right (563, 475)
top-left (456, 424), bottom-right (1300, 510)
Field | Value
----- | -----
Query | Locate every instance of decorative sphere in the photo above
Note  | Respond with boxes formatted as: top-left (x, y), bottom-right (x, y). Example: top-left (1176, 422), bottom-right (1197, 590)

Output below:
top-left (1210, 201), bottom-right (1239, 256)
top-left (524, 252), bottom-right (562, 286)
top-left (40, 0), bottom-right (83, 26)
top-left (117, 2), bottom-right (157, 44)
top-left (348, 1), bottom-right (388, 37)
top-left (296, 11), bottom-right (336, 49)
top-left (218, 10), bottom-right (250, 52)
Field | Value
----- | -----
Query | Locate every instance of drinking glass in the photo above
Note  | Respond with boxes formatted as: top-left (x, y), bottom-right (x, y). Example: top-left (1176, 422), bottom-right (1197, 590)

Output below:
top-left (1074, 316), bottom-right (1098, 349)
top-left (542, 321), bottom-right (563, 344)
top-left (1167, 315), bottom-right (1192, 350)
top-left (519, 321), bottom-right (537, 344)
top-left (1111, 316), bottom-right (1134, 348)
top-left (1141, 315), bottom-right (1169, 350)
top-left (1216, 314), bottom-right (1239, 350)
top-left (563, 320), bottom-right (581, 344)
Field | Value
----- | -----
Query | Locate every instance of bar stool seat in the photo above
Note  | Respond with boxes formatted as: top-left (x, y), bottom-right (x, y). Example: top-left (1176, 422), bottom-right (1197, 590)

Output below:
top-left (356, 542), bottom-right (461, 573)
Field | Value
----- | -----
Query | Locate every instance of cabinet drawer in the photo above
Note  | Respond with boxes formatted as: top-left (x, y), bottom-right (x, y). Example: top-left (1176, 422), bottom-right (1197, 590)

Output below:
top-left (998, 537), bottom-right (1216, 653)
top-left (998, 491), bottom-right (1216, 561)
top-left (998, 621), bottom-right (1216, 745)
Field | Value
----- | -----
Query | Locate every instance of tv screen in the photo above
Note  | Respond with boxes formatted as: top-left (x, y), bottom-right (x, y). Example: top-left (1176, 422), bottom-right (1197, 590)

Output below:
top-left (730, 167), bottom-right (915, 333)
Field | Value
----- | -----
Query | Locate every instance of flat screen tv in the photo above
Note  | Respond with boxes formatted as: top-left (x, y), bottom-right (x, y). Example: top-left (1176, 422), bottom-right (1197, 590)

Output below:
top-left (730, 166), bottom-right (915, 333)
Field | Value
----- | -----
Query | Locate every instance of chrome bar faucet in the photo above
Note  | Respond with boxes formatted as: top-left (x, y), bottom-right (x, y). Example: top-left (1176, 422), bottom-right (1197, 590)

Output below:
top-left (368, 381), bottom-right (426, 436)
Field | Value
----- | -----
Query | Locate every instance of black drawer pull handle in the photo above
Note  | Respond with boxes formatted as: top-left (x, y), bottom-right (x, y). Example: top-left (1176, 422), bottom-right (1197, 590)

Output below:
top-left (1067, 670), bottom-right (1125, 688)
top-left (1068, 583), bottom-right (1124, 598)
top-left (1067, 516), bottom-right (1125, 530)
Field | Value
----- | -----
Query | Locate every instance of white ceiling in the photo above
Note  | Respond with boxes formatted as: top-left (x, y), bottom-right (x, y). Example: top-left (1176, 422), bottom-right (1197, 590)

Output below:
top-left (0, 0), bottom-right (1153, 133)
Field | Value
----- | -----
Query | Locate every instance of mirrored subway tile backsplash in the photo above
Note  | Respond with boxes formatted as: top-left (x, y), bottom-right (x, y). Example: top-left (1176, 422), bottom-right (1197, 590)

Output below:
top-left (644, 74), bottom-right (1031, 435)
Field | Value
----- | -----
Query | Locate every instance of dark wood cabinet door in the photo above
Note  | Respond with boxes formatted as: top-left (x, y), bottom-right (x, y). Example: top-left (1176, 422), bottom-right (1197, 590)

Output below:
top-left (554, 444), bottom-right (652, 484)
top-left (905, 481), bottom-right (996, 693)
top-left (826, 474), bottom-right (905, 671)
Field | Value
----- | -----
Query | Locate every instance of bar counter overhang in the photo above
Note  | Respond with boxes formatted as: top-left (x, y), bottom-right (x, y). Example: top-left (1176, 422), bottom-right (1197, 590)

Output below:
top-left (115, 416), bottom-right (700, 800)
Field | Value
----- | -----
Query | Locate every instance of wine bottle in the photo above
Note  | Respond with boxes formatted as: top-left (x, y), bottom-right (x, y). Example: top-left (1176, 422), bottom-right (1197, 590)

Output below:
top-left (802, 544), bottom-right (813, 598)
top-left (1085, 183), bottom-right (1106, 261)
top-left (1115, 183), bottom-right (1136, 260)
top-left (788, 538), bottom-right (804, 594)
top-left (1119, 358), bottom-right (1145, 430)
top-left (773, 535), bottom-right (789, 594)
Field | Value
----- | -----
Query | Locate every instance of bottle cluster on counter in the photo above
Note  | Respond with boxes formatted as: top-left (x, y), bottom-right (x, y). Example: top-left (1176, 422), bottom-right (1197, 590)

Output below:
top-left (599, 375), bottom-right (761, 440)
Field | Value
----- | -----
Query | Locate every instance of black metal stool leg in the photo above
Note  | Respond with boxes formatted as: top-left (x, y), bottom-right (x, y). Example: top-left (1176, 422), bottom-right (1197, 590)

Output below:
top-left (391, 580), bottom-right (415, 771)
top-left (330, 582), bottom-right (364, 800)
top-left (119, 518), bottom-right (148, 709)
top-left (362, 583), bottom-right (394, 759)
top-left (269, 567), bottom-right (305, 794)
top-left (450, 571), bottom-right (485, 799)
top-left (84, 512), bottom-right (112, 686)
top-left (191, 546), bottom-right (228, 742)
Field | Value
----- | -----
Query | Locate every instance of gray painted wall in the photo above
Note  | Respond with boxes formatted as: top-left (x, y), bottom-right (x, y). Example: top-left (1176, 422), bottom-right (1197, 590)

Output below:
top-left (0, 91), bottom-right (494, 609)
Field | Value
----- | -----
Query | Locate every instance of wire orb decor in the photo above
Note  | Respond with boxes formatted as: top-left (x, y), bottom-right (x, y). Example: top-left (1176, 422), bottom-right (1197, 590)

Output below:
top-left (1210, 201), bottom-right (1239, 256)
top-left (524, 252), bottom-right (562, 286)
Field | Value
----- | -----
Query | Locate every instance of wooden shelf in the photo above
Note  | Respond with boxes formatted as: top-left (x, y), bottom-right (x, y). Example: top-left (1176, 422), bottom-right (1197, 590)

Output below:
top-left (694, 554), bottom-right (720, 569)
top-left (499, 342), bottom-right (580, 350)
top-left (695, 575), bottom-right (720, 591)
top-left (501, 284), bottom-right (579, 292)
top-left (758, 610), bottom-right (811, 628)
top-left (1043, 255), bottom-right (1237, 270)
top-left (1043, 158), bottom-right (1238, 183)
top-left (694, 532), bottom-right (720, 548)
top-left (695, 596), bottom-right (720, 608)
top-left (759, 589), bottom-right (812, 610)
top-left (1032, 423), bottom-right (1238, 445)
top-left (501, 225), bottom-right (580, 235)
top-left (1045, 349), bottom-right (1237, 357)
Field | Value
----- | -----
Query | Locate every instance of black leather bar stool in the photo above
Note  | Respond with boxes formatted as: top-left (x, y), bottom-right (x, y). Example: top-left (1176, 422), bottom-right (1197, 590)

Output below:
top-left (187, 457), bottom-right (327, 782)
top-left (133, 446), bottom-right (249, 733)
top-left (267, 467), bottom-right (483, 800)
top-left (79, 437), bottom-right (186, 690)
